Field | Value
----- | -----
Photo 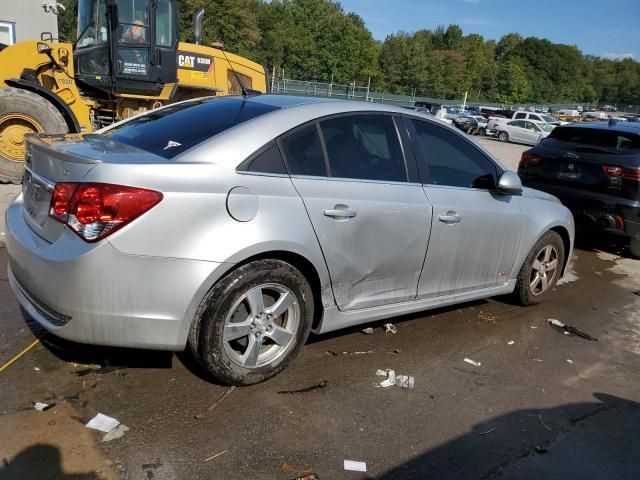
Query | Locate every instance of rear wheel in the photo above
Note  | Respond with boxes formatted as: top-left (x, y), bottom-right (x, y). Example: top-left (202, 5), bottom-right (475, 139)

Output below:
top-left (189, 259), bottom-right (314, 385)
top-left (515, 231), bottom-right (565, 305)
top-left (479, 127), bottom-right (486, 136)
top-left (497, 131), bottom-right (509, 142)
top-left (631, 236), bottom-right (640, 259)
top-left (0, 88), bottom-right (68, 184)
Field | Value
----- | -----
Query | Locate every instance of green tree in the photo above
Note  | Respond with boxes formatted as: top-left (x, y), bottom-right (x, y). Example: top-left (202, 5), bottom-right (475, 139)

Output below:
top-left (495, 61), bottom-right (529, 104)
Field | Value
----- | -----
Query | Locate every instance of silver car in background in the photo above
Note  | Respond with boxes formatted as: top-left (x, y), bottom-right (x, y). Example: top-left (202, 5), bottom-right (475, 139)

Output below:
top-left (495, 120), bottom-right (556, 146)
top-left (5, 95), bottom-right (574, 385)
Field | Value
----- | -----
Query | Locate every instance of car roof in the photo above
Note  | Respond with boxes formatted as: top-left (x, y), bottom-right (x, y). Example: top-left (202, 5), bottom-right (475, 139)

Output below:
top-left (557, 121), bottom-right (640, 134)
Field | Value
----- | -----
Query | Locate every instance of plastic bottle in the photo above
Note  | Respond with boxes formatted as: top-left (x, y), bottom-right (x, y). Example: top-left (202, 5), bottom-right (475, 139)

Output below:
top-left (394, 373), bottom-right (415, 389)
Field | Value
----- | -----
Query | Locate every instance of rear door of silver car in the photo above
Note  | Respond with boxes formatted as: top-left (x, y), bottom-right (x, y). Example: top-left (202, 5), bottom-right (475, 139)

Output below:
top-left (281, 114), bottom-right (432, 311)
top-left (408, 119), bottom-right (523, 298)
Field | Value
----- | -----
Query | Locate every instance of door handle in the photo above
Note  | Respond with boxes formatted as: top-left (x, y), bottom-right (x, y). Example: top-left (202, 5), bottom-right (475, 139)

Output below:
top-left (323, 206), bottom-right (357, 219)
top-left (438, 211), bottom-right (461, 224)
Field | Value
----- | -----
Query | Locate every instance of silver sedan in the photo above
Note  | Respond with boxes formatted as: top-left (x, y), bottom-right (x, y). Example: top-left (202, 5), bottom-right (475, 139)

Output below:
top-left (495, 120), bottom-right (555, 146)
top-left (6, 95), bottom-right (574, 385)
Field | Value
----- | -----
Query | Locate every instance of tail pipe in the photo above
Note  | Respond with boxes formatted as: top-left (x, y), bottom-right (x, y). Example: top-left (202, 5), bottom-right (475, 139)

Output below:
top-left (193, 8), bottom-right (205, 45)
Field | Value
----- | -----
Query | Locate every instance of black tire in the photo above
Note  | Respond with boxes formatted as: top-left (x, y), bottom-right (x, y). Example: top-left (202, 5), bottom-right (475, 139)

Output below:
top-left (0, 87), bottom-right (68, 184)
top-left (479, 127), bottom-right (486, 136)
top-left (515, 231), bottom-right (565, 306)
top-left (630, 236), bottom-right (640, 259)
top-left (498, 131), bottom-right (509, 142)
top-left (189, 259), bottom-right (314, 385)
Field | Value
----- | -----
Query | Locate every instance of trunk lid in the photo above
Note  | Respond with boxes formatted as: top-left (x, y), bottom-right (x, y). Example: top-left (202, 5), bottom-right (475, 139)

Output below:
top-left (22, 133), bottom-right (168, 243)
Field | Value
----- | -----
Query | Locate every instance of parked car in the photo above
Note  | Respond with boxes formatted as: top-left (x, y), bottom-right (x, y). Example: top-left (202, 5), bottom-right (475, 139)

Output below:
top-left (495, 120), bottom-right (555, 145)
top-left (404, 106), bottom-right (453, 125)
top-left (453, 115), bottom-right (481, 135)
top-left (488, 111), bottom-right (564, 132)
top-left (5, 95), bottom-right (574, 385)
top-left (518, 121), bottom-right (640, 257)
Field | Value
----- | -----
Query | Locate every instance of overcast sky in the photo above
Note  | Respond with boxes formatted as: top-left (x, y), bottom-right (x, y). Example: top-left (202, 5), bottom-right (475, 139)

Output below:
top-left (339, 0), bottom-right (640, 60)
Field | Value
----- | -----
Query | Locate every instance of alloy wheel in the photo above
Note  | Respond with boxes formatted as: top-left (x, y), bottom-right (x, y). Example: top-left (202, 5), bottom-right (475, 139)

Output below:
top-left (529, 245), bottom-right (559, 296)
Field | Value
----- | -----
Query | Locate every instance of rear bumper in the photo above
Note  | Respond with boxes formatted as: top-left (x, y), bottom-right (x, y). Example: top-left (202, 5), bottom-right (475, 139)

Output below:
top-left (5, 196), bottom-right (226, 350)
top-left (521, 181), bottom-right (640, 238)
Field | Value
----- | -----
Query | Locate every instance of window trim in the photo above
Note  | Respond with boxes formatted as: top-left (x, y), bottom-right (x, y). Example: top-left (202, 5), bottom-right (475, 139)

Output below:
top-left (407, 117), bottom-right (503, 191)
top-left (0, 21), bottom-right (16, 45)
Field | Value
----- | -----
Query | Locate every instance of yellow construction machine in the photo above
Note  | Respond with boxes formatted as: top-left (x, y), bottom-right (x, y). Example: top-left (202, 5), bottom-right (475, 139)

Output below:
top-left (0, 0), bottom-right (268, 183)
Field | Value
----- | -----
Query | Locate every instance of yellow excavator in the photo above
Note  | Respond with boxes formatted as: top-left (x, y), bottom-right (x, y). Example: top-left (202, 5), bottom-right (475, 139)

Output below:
top-left (0, 0), bottom-right (268, 183)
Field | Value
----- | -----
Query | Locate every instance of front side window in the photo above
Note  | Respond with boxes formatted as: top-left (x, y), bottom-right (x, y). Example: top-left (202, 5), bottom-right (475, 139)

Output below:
top-left (530, 114), bottom-right (542, 122)
top-left (320, 115), bottom-right (407, 182)
top-left (279, 125), bottom-right (326, 177)
top-left (509, 120), bottom-right (524, 128)
top-left (117, 0), bottom-right (149, 43)
top-left (76, 0), bottom-right (108, 49)
top-left (411, 120), bottom-right (499, 189)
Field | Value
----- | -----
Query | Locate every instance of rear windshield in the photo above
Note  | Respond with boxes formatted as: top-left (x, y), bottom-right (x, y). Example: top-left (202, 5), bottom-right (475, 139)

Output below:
top-left (103, 97), bottom-right (279, 158)
top-left (548, 127), bottom-right (640, 152)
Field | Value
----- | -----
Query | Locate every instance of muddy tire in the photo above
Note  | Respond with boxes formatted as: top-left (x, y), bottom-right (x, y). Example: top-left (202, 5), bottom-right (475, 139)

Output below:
top-left (630, 236), bottom-right (640, 259)
top-left (0, 87), bottom-right (68, 184)
top-left (515, 231), bottom-right (565, 306)
top-left (189, 259), bottom-right (314, 385)
top-left (497, 131), bottom-right (509, 142)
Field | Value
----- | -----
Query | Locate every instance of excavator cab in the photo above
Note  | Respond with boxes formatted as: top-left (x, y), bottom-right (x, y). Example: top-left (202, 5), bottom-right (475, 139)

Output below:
top-left (74, 0), bottom-right (179, 96)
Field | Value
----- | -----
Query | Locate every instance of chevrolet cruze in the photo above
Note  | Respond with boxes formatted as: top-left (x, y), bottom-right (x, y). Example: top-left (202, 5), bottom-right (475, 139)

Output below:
top-left (5, 95), bottom-right (574, 385)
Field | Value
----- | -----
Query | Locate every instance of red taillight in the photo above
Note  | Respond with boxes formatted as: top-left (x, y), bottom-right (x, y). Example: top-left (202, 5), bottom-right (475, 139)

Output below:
top-left (49, 183), bottom-right (78, 222)
top-left (520, 151), bottom-right (541, 166)
top-left (48, 183), bottom-right (163, 241)
top-left (603, 164), bottom-right (640, 181)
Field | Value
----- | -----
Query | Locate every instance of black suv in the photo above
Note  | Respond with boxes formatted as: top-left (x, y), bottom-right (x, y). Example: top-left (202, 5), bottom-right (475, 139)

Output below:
top-left (517, 121), bottom-right (640, 257)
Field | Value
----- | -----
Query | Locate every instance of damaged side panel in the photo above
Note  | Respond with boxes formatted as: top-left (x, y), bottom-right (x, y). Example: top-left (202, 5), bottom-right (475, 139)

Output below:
top-left (291, 177), bottom-right (433, 311)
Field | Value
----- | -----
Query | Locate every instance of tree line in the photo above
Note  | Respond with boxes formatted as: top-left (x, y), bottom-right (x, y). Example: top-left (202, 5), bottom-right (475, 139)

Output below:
top-left (57, 0), bottom-right (640, 105)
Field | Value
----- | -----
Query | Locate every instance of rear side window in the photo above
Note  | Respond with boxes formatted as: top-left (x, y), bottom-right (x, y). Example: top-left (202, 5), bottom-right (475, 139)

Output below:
top-left (320, 115), bottom-right (407, 182)
top-left (239, 143), bottom-right (287, 174)
top-left (279, 124), bottom-right (327, 176)
top-left (548, 127), bottom-right (640, 152)
top-left (103, 98), bottom-right (279, 159)
top-left (411, 120), bottom-right (498, 189)
top-left (515, 112), bottom-right (526, 119)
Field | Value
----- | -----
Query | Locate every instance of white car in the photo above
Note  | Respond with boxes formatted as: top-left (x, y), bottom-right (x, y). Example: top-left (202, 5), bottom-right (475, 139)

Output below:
top-left (495, 120), bottom-right (555, 146)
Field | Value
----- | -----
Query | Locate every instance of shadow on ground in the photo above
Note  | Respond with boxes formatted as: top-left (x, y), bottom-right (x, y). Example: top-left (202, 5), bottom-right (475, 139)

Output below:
top-left (1, 444), bottom-right (102, 480)
top-left (375, 392), bottom-right (640, 480)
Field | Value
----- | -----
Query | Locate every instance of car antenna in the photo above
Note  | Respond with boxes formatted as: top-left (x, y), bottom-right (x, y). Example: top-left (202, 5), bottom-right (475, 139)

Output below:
top-left (213, 42), bottom-right (261, 98)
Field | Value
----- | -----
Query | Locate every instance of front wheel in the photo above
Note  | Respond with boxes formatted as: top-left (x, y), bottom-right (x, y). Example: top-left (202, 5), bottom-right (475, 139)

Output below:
top-left (515, 231), bottom-right (565, 305)
top-left (479, 127), bottom-right (486, 136)
top-left (189, 259), bottom-right (314, 385)
top-left (497, 131), bottom-right (509, 142)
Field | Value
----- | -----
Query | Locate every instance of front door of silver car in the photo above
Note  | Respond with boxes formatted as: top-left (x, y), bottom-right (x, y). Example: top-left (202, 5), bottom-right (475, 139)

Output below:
top-left (280, 114), bottom-right (432, 311)
top-left (409, 119), bottom-right (523, 297)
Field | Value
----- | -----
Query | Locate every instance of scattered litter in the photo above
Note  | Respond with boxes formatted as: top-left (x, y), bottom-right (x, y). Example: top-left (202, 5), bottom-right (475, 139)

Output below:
top-left (326, 350), bottom-right (374, 356)
top-left (507, 341), bottom-right (515, 345)
top-left (383, 323), bottom-right (397, 334)
top-left (33, 367), bottom-right (41, 372)
top-left (478, 427), bottom-right (496, 436)
top-left (195, 386), bottom-right (236, 419)
top-left (281, 463), bottom-right (313, 474)
top-left (391, 349), bottom-right (401, 354)
top-left (277, 380), bottom-right (327, 394)
top-left (344, 460), bottom-right (367, 472)
top-left (34, 402), bottom-right (53, 411)
top-left (478, 311), bottom-right (496, 322)
top-left (530, 326), bottom-right (538, 329)
top-left (204, 450), bottom-right (228, 463)
top-left (102, 424), bottom-right (129, 442)
top-left (532, 358), bottom-right (544, 363)
top-left (361, 327), bottom-right (374, 335)
top-left (464, 358), bottom-right (482, 367)
top-left (375, 369), bottom-right (414, 389)
top-left (538, 415), bottom-right (552, 431)
top-left (292, 474), bottom-right (319, 480)
top-left (548, 319), bottom-right (597, 341)
top-left (86, 413), bottom-right (120, 433)
top-left (566, 359), bottom-right (574, 364)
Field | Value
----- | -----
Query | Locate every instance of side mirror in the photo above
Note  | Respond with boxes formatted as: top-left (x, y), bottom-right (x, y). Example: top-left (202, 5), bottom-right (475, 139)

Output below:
top-left (37, 42), bottom-right (52, 54)
top-left (497, 171), bottom-right (522, 195)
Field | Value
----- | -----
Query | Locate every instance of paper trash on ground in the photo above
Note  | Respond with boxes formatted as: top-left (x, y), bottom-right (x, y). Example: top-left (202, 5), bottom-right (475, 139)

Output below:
top-left (464, 358), bottom-right (482, 367)
top-left (344, 460), bottom-right (367, 472)
top-left (86, 413), bottom-right (120, 433)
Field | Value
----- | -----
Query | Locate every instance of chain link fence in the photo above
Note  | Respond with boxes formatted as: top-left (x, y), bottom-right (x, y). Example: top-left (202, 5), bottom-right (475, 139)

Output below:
top-left (269, 70), bottom-right (640, 114)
